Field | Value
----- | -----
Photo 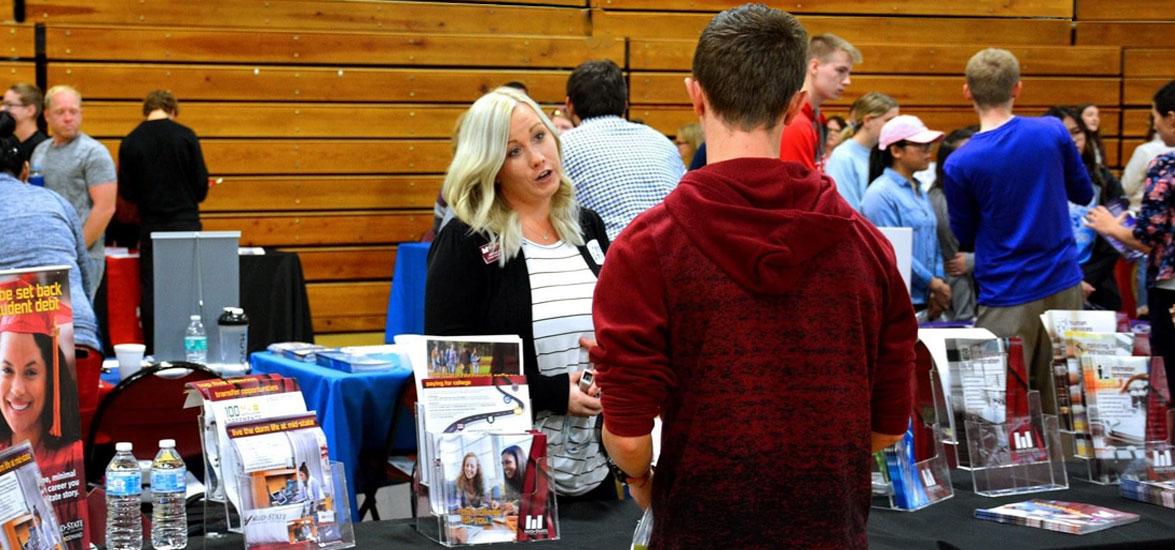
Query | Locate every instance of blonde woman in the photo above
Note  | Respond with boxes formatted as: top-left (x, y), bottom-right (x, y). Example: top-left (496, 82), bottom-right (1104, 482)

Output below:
top-left (674, 122), bottom-right (704, 168)
top-left (825, 92), bottom-right (899, 211)
top-left (424, 87), bottom-right (613, 499)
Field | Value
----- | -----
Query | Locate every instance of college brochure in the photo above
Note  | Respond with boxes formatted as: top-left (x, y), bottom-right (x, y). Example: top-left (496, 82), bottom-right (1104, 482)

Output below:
top-left (1040, 310), bottom-right (1118, 435)
top-left (228, 413), bottom-right (347, 549)
top-left (1081, 355), bottom-right (1150, 459)
top-left (0, 443), bottom-right (63, 550)
top-left (184, 374), bottom-right (308, 510)
top-left (974, 500), bottom-right (1139, 534)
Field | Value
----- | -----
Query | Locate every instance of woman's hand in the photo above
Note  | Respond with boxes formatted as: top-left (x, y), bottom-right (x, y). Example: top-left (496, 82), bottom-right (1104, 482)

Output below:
top-left (946, 253), bottom-right (969, 276)
top-left (627, 470), bottom-right (654, 509)
top-left (567, 371), bottom-right (602, 417)
top-left (1084, 205), bottom-right (1126, 236)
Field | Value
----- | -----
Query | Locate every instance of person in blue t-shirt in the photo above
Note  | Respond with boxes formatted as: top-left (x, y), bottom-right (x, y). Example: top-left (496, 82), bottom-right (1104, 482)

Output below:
top-left (943, 48), bottom-right (1094, 414)
top-left (862, 115), bottom-right (949, 317)
top-left (827, 92), bottom-right (899, 211)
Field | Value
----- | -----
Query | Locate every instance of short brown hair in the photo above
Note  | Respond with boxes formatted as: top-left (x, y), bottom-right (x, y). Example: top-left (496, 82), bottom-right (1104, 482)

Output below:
top-left (809, 33), bottom-right (861, 64)
top-left (692, 3), bottom-right (808, 131)
top-left (965, 48), bottom-right (1020, 109)
top-left (143, 89), bottom-right (178, 116)
top-left (7, 83), bottom-right (43, 117)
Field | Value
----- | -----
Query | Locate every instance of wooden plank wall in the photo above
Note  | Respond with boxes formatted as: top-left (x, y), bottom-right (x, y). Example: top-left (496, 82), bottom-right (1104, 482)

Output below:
top-left (1, 0), bottom-right (1170, 334)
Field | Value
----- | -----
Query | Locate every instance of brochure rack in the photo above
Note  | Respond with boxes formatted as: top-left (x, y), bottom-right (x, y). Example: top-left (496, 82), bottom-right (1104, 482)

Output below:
top-left (1119, 410), bottom-right (1175, 506)
top-left (413, 430), bottom-right (560, 547)
top-left (199, 412), bottom-right (242, 540)
top-left (1073, 357), bottom-right (1170, 484)
top-left (963, 390), bottom-right (1068, 497)
top-left (235, 461), bottom-right (355, 550)
top-left (871, 366), bottom-right (954, 511)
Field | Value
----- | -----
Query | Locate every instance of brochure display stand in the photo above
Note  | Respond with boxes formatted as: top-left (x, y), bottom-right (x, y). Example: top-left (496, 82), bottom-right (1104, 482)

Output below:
top-left (944, 336), bottom-right (1068, 496)
top-left (396, 334), bottom-right (560, 546)
top-left (1074, 357), bottom-right (1170, 484)
top-left (1039, 310), bottom-right (1119, 458)
top-left (1119, 411), bottom-right (1175, 508)
top-left (236, 461), bottom-right (354, 549)
top-left (871, 366), bottom-right (954, 511)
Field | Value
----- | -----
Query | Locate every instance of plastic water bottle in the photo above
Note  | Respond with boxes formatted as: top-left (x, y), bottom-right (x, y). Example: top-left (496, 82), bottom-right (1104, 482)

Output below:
top-left (151, 439), bottom-right (188, 549)
top-left (28, 163), bottom-right (44, 187)
top-left (217, 307), bottom-right (249, 365)
top-left (184, 314), bottom-right (207, 363)
top-left (106, 442), bottom-right (143, 550)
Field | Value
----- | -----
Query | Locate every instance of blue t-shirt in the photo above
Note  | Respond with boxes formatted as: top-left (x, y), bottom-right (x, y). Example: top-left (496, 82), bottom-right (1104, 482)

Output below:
top-left (943, 116), bottom-right (1094, 307)
top-left (826, 139), bottom-right (872, 211)
top-left (0, 174), bottom-right (101, 350)
top-left (861, 168), bottom-right (943, 306)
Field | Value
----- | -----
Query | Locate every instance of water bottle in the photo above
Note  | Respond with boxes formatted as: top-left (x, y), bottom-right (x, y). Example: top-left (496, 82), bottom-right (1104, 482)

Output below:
top-left (217, 307), bottom-right (249, 365)
top-left (106, 442), bottom-right (143, 550)
top-left (151, 439), bottom-right (188, 549)
top-left (184, 314), bottom-right (207, 363)
top-left (28, 163), bottom-right (44, 187)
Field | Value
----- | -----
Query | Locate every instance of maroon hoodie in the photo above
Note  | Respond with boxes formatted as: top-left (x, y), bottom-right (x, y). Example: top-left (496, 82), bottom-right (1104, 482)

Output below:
top-left (593, 157), bottom-right (916, 549)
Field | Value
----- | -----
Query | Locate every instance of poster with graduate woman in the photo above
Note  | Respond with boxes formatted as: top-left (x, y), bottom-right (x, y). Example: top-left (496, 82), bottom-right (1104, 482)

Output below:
top-left (0, 266), bottom-right (87, 549)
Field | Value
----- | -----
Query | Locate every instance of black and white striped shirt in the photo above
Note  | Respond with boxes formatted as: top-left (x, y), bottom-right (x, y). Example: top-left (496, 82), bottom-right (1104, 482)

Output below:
top-left (522, 238), bottom-right (608, 495)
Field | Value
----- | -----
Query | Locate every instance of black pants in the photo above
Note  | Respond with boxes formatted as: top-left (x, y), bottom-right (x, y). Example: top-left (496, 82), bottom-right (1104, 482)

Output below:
top-left (140, 220), bottom-right (201, 354)
top-left (1148, 287), bottom-right (1175, 402)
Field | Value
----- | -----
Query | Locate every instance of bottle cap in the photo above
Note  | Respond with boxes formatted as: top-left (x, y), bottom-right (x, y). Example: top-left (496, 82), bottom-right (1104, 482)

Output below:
top-left (190, 314), bottom-right (201, 321)
top-left (159, 439), bottom-right (176, 449)
top-left (116, 442), bottom-right (133, 452)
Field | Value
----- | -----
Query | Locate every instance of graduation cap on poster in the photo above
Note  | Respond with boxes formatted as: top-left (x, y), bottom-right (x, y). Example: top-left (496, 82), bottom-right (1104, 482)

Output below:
top-left (0, 276), bottom-right (72, 438)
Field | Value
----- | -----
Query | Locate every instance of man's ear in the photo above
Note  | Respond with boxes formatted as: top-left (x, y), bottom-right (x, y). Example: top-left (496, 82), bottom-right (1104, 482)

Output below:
top-left (962, 83), bottom-right (973, 101)
top-left (684, 77), bottom-right (706, 118)
top-left (782, 90), bottom-right (807, 126)
top-left (563, 97), bottom-right (579, 125)
top-left (1010, 81), bottom-right (1023, 100)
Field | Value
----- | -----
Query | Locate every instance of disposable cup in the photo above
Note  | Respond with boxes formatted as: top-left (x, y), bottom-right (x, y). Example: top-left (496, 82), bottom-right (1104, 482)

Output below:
top-left (114, 343), bottom-right (146, 381)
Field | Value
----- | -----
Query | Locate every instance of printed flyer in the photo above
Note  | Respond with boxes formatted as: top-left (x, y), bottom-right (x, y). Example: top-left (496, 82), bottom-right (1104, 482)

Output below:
top-left (228, 413), bottom-right (347, 549)
top-left (0, 443), bottom-right (62, 550)
top-left (1081, 355), bottom-right (1150, 459)
top-left (184, 374), bottom-right (308, 509)
top-left (1040, 310), bottom-right (1117, 434)
top-left (0, 267), bottom-right (86, 549)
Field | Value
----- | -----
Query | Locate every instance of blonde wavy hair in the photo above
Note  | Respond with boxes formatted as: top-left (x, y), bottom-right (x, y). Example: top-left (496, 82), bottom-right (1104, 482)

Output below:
top-left (443, 87), bottom-right (582, 265)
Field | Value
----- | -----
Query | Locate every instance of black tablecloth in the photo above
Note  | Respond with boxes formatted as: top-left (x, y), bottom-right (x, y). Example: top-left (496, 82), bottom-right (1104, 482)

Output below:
top-left (188, 472), bottom-right (1175, 550)
top-left (239, 251), bottom-right (314, 352)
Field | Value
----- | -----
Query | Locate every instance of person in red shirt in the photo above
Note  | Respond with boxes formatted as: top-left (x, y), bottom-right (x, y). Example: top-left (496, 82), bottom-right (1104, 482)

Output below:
top-left (779, 33), bottom-right (860, 172)
top-left (590, 5), bottom-right (916, 549)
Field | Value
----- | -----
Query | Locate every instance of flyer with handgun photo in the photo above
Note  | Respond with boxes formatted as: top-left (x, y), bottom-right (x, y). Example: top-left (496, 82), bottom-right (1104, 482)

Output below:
top-left (227, 413), bottom-right (348, 549)
top-left (0, 444), bottom-right (62, 550)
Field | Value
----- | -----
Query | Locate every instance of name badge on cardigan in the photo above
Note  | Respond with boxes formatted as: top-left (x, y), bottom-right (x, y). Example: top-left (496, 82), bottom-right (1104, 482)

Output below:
top-left (587, 239), bottom-right (605, 265)
top-left (480, 241), bottom-right (502, 265)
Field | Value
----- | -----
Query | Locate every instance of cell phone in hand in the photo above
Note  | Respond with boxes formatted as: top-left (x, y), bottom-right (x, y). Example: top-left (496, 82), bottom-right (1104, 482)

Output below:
top-left (578, 370), bottom-right (596, 394)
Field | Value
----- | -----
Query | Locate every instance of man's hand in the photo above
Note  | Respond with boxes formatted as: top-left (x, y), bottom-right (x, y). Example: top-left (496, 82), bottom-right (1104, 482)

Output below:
top-left (929, 277), bottom-right (952, 311)
top-left (627, 471), bottom-right (654, 509)
top-left (1081, 281), bottom-right (1096, 299)
top-left (946, 253), bottom-right (968, 277)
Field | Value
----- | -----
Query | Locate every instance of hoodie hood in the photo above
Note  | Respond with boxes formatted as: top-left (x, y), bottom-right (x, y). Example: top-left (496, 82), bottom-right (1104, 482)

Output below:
top-left (663, 157), bottom-right (857, 295)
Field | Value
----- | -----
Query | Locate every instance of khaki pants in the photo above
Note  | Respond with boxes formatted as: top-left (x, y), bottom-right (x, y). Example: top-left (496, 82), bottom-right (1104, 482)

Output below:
top-left (976, 283), bottom-right (1084, 414)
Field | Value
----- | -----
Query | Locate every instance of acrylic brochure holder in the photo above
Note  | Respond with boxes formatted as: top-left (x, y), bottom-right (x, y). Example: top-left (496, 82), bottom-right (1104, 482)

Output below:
top-left (945, 336), bottom-right (1068, 497)
top-left (413, 418), bottom-right (560, 546)
top-left (1118, 410), bottom-right (1175, 506)
top-left (235, 461), bottom-right (355, 550)
top-left (871, 364), bottom-right (954, 511)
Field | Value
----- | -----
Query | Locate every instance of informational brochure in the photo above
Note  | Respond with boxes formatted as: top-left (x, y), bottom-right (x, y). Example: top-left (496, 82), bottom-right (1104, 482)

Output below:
top-left (1061, 331), bottom-right (1134, 457)
top-left (397, 335), bottom-right (532, 486)
top-left (430, 431), bottom-right (556, 544)
top-left (0, 267), bottom-right (87, 549)
top-left (945, 338), bottom-right (1007, 424)
top-left (0, 443), bottom-right (63, 550)
top-left (227, 413), bottom-right (348, 549)
top-left (1081, 355), bottom-right (1150, 459)
top-left (974, 500), bottom-right (1139, 535)
top-left (1040, 310), bottom-right (1118, 434)
top-left (184, 375), bottom-right (308, 509)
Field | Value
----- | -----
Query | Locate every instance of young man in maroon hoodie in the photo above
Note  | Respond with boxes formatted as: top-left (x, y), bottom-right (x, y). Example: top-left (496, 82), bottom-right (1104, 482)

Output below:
top-left (591, 5), bottom-right (917, 549)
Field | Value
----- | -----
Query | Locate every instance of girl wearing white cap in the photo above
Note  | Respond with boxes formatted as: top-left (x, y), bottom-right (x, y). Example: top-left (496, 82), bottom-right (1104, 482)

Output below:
top-left (862, 115), bottom-right (951, 318)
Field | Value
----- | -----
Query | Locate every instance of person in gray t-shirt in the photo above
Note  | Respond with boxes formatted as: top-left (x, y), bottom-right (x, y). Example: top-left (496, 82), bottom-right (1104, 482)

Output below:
top-left (30, 85), bottom-right (117, 298)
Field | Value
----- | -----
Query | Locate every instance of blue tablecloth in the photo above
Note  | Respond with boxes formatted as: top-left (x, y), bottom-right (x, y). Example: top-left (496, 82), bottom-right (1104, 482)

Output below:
top-left (250, 352), bottom-right (415, 521)
top-left (385, 242), bottom-right (430, 343)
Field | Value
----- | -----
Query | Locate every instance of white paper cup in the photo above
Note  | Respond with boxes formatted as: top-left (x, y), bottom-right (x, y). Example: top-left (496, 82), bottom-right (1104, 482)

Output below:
top-left (114, 343), bottom-right (146, 381)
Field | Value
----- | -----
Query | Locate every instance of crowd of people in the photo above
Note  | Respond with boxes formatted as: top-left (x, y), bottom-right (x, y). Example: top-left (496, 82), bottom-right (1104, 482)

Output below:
top-left (1, 2), bottom-right (1173, 547)
top-left (420, 4), bottom-right (1175, 548)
